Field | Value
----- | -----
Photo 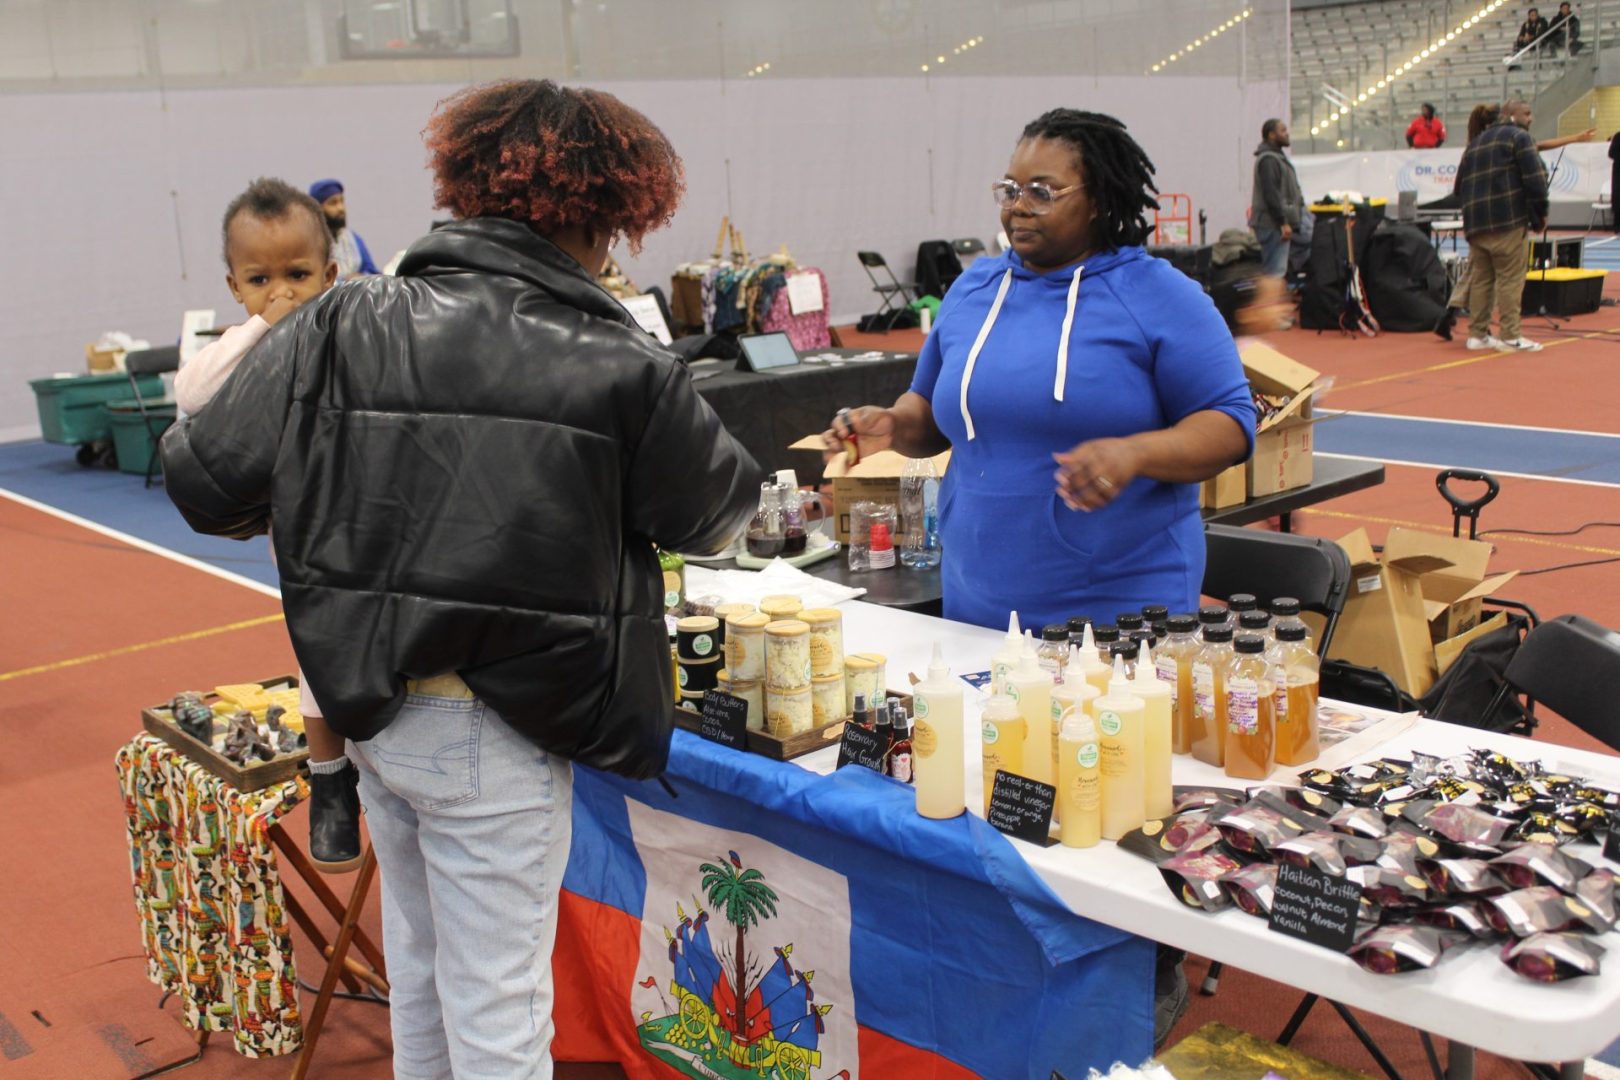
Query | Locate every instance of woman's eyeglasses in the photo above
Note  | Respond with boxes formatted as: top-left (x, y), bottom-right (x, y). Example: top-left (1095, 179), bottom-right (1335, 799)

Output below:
top-left (992, 179), bottom-right (1081, 215)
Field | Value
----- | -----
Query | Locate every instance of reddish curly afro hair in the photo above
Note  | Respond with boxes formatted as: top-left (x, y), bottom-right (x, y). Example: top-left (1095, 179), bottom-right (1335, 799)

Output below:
top-left (424, 79), bottom-right (684, 254)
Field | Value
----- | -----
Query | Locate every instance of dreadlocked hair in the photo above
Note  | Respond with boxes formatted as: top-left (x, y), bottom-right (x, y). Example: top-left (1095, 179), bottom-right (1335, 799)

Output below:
top-left (1020, 109), bottom-right (1159, 251)
top-left (423, 79), bottom-right (684, 255)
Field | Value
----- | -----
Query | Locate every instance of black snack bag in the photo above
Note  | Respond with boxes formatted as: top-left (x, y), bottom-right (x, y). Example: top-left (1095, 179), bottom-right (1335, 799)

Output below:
top-left (1418, 857), bottom-right (1508, 898)
top-left (1328, 805), bottom-right (1390, 840)
top-left (1416, 802), bottom-right (1516, 852)
top-left (1411, 901), bottom-right (1499, 939)
top-left (1160, 848), bottom-right (1242, 911)
top-left (1117, 814), bottom-right (1223, 866)
top-left (1274, 831), bottom-right (1383, 875)
top-left (1487, 842), bottom-right (1591, 893)
top-left (1211, 791), bottom-right (1330, 857)
top-left (1172, 786), bottom-right (1246, 814)
top-left (1575, 868), bottom-right (1616, 926)
top-left (1501, 932), bottom-right (1605, 982)
top-left (1512, 811), bottom-right (1580, 845)
top-left (1348, 864), bottom-right (1433, 908)
top-left (1379, 830), bottom-right (1462, 873)
top-left (1272, 785), bottom-right (1343, 818)
top-left (1487, 885), bottom-right (1612, 936)
top-left (1219, 862), bottom-right (1279, 918)
top-left (1350, 925), bottom-right (1471, 974)
top-left (1474, 750), bottom-right (1532, 784)
top-left (1557, 801), bottom-right (1610, 838)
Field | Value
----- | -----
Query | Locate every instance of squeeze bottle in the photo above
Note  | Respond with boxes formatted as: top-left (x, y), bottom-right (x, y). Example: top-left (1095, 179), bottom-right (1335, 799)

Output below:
top-left (1095, 656), bottom-right (1146, 840)
top-left (1076, 623), bottom-right (1113, 699)
top-left (990, 611), bottom-right (1023, 695)
top-left (980, 694), bottom-right (1026, 815)
top-left (1056, 703), bottom-right (1102, 848)
top-left (1132, 643), bottom-right (1175, 820)
top-left (912, 643), bottom-right (966, 819)
top-left (1008, 642), bottom-right (1055, 786)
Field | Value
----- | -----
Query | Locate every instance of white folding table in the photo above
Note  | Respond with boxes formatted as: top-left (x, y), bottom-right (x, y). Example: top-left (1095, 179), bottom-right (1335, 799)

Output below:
top-left (690, 577), bottom-right (1620, 1079)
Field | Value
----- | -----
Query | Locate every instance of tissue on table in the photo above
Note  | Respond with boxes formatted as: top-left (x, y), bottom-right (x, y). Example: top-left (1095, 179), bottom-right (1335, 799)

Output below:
top-left (686, 558), bottom-right (865, 611)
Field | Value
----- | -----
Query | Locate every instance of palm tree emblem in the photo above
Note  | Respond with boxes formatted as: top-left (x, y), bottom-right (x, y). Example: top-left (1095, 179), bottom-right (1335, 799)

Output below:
top-left (699, 850), bottom-right (779, 1043)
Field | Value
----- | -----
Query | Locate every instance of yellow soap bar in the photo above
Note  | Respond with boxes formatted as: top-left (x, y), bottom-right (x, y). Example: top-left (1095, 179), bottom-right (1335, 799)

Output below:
top-left (215, 683), bottom-right (269, 709)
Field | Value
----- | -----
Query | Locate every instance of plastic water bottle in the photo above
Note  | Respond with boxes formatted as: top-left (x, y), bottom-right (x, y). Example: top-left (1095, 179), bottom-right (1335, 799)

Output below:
top-left (899, 456), bottom-right (942, 570)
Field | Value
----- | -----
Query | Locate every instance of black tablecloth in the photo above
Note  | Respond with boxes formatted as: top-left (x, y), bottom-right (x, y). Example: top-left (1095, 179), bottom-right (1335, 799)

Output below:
top-left (693, 348), bottom-right (917, 484)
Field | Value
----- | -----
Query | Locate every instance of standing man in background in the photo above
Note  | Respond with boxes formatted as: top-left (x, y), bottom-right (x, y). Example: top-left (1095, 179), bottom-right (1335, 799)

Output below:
top-left (1251, 119), bottom-right (1306, 282)
top-left (1453, 96), bottom-right (1548, 352)
top-left (1407, 103), bottom-right (1447, 148)
top-left (1608, 128), bottom-right (1620, 234)
top-left (309, 178), bottom-right (379, 278)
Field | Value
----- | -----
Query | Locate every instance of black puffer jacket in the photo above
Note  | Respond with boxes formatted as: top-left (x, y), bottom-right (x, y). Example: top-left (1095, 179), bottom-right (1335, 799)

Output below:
top-left (161, 218), bottom-right (760, 778)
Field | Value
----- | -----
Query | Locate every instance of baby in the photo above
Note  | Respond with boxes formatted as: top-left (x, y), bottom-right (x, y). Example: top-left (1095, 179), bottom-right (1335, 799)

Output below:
top-left (175, 178), bottom-right (359, 873)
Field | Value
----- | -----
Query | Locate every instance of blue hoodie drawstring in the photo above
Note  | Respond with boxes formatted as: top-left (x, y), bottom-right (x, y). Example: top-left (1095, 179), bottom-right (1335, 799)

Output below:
top-left (1054, 265), bottom-right (1084, 403)
top-left (958, 268), bottom-right (1013, 441)
top-left (959, 263), bottom-right (1085, 439)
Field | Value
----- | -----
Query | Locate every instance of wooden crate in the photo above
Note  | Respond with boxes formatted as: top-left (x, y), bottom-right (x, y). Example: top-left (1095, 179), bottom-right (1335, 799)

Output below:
top-left (674, 690), bottom-right (913, 761)
top-left (141, 674), bottom-right (308, 791)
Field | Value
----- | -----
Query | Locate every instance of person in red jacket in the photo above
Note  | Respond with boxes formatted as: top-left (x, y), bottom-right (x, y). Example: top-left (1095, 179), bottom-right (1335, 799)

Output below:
top-left (1407, 103), bottom-right (1447, 148)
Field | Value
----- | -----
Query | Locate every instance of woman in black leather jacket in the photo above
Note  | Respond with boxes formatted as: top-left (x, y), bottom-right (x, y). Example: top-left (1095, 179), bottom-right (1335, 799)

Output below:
top-left (162, 80), bottom-right (759, 1077)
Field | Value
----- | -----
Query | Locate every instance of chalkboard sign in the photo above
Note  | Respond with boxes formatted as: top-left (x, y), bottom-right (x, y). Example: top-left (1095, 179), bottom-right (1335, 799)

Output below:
top-left (837, 723), bottom-right (887, 772)
top-left (1607, 815), bottom-right (1619, 863)
top-left (698, 690), bottom-right (749, 750)
top-left (986, 771), bottom-right (1057, 845)
top-left (1268, 861), bottom-right (1362, 952)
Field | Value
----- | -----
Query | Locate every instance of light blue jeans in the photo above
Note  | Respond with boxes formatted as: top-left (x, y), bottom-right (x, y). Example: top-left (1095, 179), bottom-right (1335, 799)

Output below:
top-left (349, 693), bottom-right (574, 1080)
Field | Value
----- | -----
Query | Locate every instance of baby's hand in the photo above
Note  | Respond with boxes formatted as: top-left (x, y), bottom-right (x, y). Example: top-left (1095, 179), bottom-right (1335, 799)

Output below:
top-left (262, 294), bottom-right (303, 326)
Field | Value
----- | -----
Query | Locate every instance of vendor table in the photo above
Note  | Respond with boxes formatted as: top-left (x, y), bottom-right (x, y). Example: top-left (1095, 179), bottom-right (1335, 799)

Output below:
top-left (700, 457), bottom-right (1388, 614)
top-left (558, 582), bottom-right (1620, 1078)
top-left (694, 348), bottom-right (916, 483)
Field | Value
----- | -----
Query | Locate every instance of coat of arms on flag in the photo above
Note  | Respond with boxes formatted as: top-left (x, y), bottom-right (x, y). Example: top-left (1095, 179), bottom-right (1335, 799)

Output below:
top-left (627, 802), bottom-right (856, 1079)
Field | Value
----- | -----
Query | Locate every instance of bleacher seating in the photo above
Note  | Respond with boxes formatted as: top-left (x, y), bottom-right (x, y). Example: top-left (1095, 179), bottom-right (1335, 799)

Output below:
top-left (1290, 0), bottom-right (1594, 150)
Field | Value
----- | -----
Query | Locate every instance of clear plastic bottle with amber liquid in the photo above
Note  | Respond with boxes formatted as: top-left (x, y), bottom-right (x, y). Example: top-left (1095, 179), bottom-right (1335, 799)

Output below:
top-left (1156, 613), bottom-right (1201, 755)
top-left (1188, 621), bottom-right (1234, 767)
top-left (1269, 622), bottom-right (1321, 765)
top-left (1224, 633), bottom-right (1276, 781)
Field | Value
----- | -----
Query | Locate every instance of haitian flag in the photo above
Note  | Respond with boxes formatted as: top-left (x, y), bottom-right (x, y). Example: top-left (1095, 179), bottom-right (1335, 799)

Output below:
top-left (554, 731), bottom-right (1153, 1080)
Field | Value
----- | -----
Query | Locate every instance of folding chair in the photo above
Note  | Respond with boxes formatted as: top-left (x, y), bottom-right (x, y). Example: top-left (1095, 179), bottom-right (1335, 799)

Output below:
top-left (123, 346), bottom-right (180, 488)
top-left (856, 251), bottom-right (916, 316)
top-left (1588, 181), bottom-right (1612, 233)
top-left (952, 237), bottom-right (988, 266)
top-left (1477, 614), bottom-right (1620, 750)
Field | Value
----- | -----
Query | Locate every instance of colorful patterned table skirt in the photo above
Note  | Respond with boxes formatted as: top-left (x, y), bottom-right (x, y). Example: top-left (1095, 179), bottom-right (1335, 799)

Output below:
top-left (116, 733), bottom-right (308, 1057)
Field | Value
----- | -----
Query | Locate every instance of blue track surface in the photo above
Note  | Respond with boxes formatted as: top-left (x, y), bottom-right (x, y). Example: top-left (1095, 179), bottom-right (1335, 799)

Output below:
top-left (0, 438), bottom-right (279, 588)
top-left (1316, 412), bottom-right (1620, 485)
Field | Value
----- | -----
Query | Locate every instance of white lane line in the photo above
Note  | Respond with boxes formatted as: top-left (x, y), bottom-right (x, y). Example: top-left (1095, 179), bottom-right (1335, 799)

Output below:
top-left (0, 487), bottom-right (281, 599)
top-left (1318, 409), bottom-right (1620, 441)
top-left (1315, 452), bottom-right (1620, 489)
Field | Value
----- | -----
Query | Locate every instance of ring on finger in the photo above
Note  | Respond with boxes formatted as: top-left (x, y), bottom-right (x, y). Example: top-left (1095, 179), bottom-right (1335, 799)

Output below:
top-left (1094, 475), bottom-right (1116, 492)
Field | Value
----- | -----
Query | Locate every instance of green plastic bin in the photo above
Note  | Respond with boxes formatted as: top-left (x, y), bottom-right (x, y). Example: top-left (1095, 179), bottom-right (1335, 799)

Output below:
top-left (106, 399), bottom-right (178, 476)
top-left (30, 372), bottom-right (165, 445)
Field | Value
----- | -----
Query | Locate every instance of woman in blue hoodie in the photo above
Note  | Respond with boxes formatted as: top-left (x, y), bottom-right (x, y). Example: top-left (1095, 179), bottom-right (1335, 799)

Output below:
top-left (827, 109), bottom-right (1256, 632)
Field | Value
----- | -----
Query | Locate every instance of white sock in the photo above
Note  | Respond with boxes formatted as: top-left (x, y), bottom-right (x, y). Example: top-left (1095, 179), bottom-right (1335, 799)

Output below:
top-left (307, 755), bottom-right (350, 775)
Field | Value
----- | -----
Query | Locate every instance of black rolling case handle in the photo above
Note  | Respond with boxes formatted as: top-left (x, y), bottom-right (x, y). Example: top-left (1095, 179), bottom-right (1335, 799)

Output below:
top-left (1436, 469), bottom-right (1499, 539)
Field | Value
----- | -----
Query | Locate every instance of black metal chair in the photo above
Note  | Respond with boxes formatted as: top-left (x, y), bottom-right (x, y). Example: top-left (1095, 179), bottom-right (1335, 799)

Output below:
top-left (1477, 614), bottom-right (1620, 751)
top-left (952, 237), bottom-right (988, 266)
top-left (855, 251), bottom-right (915, 316)
top-left (123, 346), bottom-right (180, 488)
top-left (1201, 524), bottom-right (1351, 653)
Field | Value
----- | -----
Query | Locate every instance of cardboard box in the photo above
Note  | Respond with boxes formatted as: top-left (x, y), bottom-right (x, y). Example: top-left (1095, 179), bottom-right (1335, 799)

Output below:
top-left (1200, 463), bottom-right (1247, 510)
top-left (1239, 342), bottom-right (1325, 498)
top-left (1381, 528), bottom-right (1518, 644)
top-left (789, 436), bottom-right (950, 544)
top-left (1327, 528), bottom-right (1453, 697)
top-left (85, 343), bottom-right (122, 373)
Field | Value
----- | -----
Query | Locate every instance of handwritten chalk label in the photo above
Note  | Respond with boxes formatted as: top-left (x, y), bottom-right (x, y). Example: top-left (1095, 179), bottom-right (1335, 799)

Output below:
top-left (698, 690), bottom-right (749, 750)
top-left (1268, 861), bottom-right (1362, 952)
top-left (1607, 815), bottom-right (1620, 862)
top-left (987, 771), bottom-right (1058, 846)
top-left (837, 722), bottom-right (887, 772)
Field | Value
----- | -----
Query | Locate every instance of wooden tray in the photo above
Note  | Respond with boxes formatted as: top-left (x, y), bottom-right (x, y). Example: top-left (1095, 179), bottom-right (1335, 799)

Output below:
top-left (140, 674), bottom-right (309, 791)
top-left (674, 689), bottom-right (913, 761)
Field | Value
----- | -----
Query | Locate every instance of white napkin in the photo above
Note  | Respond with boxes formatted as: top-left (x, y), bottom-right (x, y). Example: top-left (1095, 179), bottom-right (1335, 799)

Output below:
top-left (686, 560), bottom-right (866, 610)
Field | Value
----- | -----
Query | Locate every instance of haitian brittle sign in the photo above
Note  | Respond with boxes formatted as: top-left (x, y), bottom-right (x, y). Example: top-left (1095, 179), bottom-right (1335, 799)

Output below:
top-left (628, 803), bottom-right (856, 1079)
